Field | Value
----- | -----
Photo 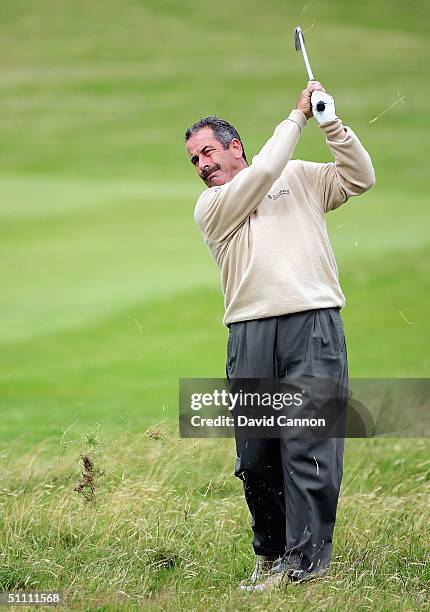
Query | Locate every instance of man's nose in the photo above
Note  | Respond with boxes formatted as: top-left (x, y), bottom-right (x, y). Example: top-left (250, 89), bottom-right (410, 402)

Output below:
top-left (198, 157), bottom-right (210, 172)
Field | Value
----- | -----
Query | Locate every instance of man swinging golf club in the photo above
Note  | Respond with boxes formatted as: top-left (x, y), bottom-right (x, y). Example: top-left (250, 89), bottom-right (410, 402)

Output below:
top-left (184, 30), bottom-right (375, 590)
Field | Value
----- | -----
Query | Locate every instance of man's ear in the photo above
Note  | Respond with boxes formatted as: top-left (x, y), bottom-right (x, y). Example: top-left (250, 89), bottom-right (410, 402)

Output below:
top-left (230, 138), bottom-right (244, 160)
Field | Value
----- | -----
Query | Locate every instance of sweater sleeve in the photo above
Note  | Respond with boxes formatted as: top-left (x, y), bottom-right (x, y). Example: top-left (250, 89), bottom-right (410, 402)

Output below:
top-left (194, 110), bottom-right (307, 251)
top-left (296, 117), bottom-right (376, 213)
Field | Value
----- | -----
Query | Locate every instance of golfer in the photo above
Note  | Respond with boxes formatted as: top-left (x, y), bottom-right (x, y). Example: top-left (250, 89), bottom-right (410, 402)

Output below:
top-left (185, 81), bottom-right (375, 589)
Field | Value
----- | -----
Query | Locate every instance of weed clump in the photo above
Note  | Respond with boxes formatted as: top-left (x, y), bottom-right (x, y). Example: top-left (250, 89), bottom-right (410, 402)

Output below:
top-left (73, 454), bottom-right (104, 505)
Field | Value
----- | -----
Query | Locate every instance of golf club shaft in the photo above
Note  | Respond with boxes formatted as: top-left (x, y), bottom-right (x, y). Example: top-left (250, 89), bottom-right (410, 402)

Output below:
top-left (297, 30), bottom-right (314, 81)
top-left (295, 26), bottom-right (325, 111)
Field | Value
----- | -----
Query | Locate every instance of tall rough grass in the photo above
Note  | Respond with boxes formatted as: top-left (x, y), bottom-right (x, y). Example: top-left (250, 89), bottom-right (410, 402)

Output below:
top-left (0, 429), bottom-right (428, 610)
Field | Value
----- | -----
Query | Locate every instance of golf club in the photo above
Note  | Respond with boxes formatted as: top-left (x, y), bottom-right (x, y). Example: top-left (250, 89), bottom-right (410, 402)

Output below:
top-left (294, 26), bottom-right (326, 112)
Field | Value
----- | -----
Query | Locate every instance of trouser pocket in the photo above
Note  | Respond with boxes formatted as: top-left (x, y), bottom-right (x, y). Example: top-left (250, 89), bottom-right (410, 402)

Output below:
top-left (225, 324), bottom-right (237, 380)
top-left (328, 308), bottom-right (346, 353)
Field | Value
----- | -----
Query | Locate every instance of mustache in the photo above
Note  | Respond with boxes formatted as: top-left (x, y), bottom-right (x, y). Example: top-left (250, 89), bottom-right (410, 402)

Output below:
top-left (201, 164), bottom-right (221, 180)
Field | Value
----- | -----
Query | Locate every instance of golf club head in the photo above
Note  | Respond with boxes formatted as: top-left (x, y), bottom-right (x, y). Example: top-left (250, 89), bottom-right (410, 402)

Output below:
top-left (294, 26), bottom-right (303, 51)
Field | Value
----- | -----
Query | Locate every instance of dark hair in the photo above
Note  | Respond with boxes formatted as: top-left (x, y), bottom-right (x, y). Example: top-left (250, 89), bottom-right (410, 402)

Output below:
top-left (185, 116), bottom-right (247, 163)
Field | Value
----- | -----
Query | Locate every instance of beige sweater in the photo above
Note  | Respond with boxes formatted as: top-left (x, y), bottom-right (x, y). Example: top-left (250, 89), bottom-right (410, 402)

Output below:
top-left (194, 109), bottom-right (375, 326)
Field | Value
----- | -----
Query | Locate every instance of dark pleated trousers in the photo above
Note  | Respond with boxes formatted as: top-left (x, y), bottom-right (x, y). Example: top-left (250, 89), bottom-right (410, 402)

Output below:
top-left (226, 308), bottom-right (348, 573)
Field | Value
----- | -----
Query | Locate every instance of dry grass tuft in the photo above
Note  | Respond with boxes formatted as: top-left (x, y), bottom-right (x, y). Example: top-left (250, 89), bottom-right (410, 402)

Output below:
top-left (73, 453), bottom-right (104, 505)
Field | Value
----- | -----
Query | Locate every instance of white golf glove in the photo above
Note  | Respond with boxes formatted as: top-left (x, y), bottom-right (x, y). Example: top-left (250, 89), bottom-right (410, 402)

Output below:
top-left (311, 91), bottom-right (336, 124)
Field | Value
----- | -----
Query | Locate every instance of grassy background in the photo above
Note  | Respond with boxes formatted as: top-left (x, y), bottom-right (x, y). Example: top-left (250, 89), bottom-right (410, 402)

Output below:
top-left (0, 0), bottom-right (429, 609)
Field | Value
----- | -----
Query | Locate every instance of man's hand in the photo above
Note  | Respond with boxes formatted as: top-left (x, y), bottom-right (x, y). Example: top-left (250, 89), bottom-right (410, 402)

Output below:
top-left (311, 91), bottom-right (336, 124)
top-left (296, 80), bottom-right (326, 120)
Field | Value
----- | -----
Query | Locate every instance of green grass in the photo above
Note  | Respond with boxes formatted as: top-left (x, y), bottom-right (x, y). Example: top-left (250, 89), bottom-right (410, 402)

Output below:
top-left (0, 433), bottom-right (428, 610)
top-left (0, 0), bottom-right (429, 609)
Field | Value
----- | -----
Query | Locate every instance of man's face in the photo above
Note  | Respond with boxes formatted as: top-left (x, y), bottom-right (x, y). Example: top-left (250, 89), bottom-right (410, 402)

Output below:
top-left (186, 127), bottom-right (245, 188)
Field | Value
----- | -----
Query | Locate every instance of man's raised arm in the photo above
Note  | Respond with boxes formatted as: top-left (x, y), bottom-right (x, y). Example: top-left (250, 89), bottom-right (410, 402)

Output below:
top-left (194, 109), bottom-right (306, 248)
top-left (293, 92), bottom-right (376, 212)
top-left (193, 82), bottom-right (329, 253)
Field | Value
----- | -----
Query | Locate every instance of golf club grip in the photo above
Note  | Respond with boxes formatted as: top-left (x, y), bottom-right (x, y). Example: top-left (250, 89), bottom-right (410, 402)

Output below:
top-left (309, 79), bottom-right (326, 112)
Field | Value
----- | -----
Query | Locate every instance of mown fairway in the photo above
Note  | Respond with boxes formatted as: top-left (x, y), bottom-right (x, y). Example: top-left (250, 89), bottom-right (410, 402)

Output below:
top-left (0, 0), bottom-right (429, 609)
